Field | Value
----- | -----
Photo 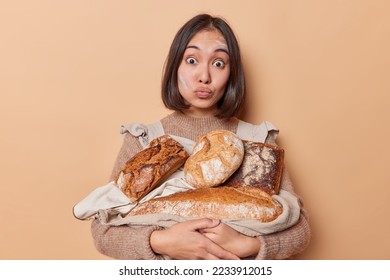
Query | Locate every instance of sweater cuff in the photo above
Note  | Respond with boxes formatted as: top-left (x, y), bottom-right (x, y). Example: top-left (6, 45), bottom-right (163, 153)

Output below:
top-left (143, 226), bottom-right (166, 260)
top-left (256, 235), bottom-right (280, 260)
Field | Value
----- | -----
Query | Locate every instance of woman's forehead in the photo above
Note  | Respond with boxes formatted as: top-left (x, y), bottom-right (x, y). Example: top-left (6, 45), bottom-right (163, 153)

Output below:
top-left (186, 30), bottom-right (228, 52)
top-left (188, 30), bottom-right (227, 45)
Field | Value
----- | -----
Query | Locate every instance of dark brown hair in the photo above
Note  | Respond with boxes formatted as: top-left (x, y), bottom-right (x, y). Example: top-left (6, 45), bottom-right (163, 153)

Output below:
top-left (161, 14), bottom-right (246, 118)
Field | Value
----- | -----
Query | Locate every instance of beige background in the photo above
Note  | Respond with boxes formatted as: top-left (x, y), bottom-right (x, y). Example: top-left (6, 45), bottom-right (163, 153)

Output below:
top-left (1, 0), bottom-right (389, 259)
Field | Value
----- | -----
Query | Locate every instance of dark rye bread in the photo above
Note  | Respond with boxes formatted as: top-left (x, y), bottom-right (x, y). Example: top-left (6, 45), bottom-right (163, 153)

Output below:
top-left (224, 140), bottom-right (284, 195)
top-left (116, 135), bottom-right (189, 202)
top-left (128, 186), bottom-right (283, 223)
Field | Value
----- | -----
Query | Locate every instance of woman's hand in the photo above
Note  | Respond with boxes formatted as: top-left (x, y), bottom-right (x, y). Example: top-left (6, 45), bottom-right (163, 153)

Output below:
top-left (150, 218), bottom-right (240, 260)
top-left (199, 222), bottom-right (261, 258)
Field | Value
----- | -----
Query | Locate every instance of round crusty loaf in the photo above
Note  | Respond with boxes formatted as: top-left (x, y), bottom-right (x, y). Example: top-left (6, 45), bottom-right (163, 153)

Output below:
top-left (184, 130), bottom-right (244, 188)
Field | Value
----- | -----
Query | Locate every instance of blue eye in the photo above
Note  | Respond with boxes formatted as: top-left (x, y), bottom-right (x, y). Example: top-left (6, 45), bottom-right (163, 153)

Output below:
top-left (213, 60), bottom-right (225, 68)
top-left (186, 57), bottom-right (197, 64)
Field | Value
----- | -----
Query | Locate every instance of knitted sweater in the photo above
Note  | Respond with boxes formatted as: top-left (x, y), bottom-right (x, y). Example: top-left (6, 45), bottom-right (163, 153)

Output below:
top-left (90, 111), bottom-right (311, 259)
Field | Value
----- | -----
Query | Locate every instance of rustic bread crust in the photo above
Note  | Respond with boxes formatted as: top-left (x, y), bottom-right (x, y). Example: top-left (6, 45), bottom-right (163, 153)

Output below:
top-left (128, 186), bottom-right (282, 223)
top-left (184, 130), bottom-right (244, 188)
top-left (116, 135), bottom-right (189, 202)
top-left (224, 140), bottom-right (284, 195)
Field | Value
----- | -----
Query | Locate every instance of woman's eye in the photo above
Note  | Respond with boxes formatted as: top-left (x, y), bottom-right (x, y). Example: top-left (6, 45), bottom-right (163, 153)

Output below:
top-left (213, 60), bottom-right (225, 68)
top-left (186, 57), bottom-right (197, 64)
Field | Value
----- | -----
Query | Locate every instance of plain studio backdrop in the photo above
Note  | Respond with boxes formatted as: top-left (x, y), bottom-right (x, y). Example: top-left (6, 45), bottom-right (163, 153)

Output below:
top-left (1, 0), bottom-right (389, 259)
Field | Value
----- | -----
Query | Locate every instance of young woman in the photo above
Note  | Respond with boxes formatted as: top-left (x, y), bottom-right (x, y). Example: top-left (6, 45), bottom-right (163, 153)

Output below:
top-left (90, 14), bottom-right (311, 260)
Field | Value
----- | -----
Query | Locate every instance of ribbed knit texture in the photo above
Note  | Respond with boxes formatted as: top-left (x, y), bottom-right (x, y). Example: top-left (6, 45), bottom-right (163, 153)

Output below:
top-left (92, 112), bottom-right (311, 260)
top-left (161, 111), bottom-right (238, 142)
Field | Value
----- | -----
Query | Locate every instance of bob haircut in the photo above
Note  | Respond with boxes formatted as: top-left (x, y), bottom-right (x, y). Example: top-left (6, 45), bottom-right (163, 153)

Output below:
top-left (161, 14), bottom-right (246, 119)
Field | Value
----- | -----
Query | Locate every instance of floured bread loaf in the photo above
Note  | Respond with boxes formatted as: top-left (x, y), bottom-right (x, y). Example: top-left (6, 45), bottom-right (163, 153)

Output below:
top-left (128, 186), bottom-right (282, 222)
top-left (224, 141), bottom-right (284, 195)
top-left (184, 130), bottom-right (244, 188)
top-left (116, 135), bottom-right (189, 202)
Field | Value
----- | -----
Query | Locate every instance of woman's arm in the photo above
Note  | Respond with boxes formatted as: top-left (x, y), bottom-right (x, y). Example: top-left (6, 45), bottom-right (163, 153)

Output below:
top-left (253, 131), bottom-right (311, 259)
top-left (254, 170), bottom-right (311, 259)
top-left (91, 219), bottom-right (165, 259)
top-left (90, 132), bottom-right (166, 260)
top-left (199, 221), bottom-right (261, 258)
top-left (150, 218), bottom-right (240, 260)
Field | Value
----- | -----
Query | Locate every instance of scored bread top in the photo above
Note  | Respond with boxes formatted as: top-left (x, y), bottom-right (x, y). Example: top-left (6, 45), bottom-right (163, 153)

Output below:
top-left (117, 135), bottom-right (189, 202)
top-left (184, 130), bottom-right (244, 188)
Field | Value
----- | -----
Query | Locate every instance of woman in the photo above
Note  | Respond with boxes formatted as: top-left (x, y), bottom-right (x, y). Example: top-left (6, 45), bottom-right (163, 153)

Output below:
top-left (90, 14), bottom-right (311, 260)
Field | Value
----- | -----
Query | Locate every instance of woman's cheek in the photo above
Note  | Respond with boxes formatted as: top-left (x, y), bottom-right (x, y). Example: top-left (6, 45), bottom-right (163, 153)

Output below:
top-left (178, 74), bottom-right (189, 90)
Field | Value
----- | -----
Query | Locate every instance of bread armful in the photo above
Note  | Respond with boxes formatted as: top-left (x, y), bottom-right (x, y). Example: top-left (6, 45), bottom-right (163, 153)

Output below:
top-left (122, 133), bottom-right (284, 224)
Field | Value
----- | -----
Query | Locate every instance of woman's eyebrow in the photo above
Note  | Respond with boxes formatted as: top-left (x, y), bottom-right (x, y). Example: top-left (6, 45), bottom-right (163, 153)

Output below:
top-left (215, 48), bottom-right (229, 55)
top-left (186, 45), bottom-right (229, 55)
top-left (186, 45), bottom-right (200, 51)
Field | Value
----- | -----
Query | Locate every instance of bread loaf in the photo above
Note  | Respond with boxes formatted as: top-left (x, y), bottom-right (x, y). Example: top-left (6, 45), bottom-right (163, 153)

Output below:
top-left (184, 130), bottom-right (244, 188)
top-left (224, 141), bottom-right (284, 195)
top-left (128, 186), bottom-right (282, 222)
top-left (116, 135), bottom-right (189, 202)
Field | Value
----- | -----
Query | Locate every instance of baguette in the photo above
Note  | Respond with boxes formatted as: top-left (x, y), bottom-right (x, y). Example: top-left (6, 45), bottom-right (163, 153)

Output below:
top-left (128, 186), bottom-right (282, 223)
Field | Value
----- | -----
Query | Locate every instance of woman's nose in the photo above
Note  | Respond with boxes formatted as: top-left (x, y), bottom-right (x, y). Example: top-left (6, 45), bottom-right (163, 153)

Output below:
top-left (197, 64), bottom-right (211, 84)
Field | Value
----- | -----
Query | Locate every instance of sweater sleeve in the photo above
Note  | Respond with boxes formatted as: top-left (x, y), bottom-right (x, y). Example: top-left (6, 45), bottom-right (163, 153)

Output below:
top-left (253, 131), bottom-right (311, 259)
top-left (254, 169), bottom-right (311, 259)
top-left (91, 219), bottom-right (165, 260)
top-left (91, 131), bottom-right (168, 259)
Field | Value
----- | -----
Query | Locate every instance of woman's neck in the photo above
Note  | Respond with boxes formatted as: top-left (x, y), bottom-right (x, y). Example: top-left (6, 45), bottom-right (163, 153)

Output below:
top-left (161, 111), bottom-right (238, 142)
top-left (180, 107), bottom-right (217, 118)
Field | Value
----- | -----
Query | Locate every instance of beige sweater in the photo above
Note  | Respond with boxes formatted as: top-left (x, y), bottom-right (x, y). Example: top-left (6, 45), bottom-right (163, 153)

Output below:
top-left (90, 111), bottom-right (311, 259)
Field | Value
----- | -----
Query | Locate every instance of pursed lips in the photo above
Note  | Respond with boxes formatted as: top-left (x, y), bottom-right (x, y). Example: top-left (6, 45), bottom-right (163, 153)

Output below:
top-left (194, 87), bottom-right (212, 98)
